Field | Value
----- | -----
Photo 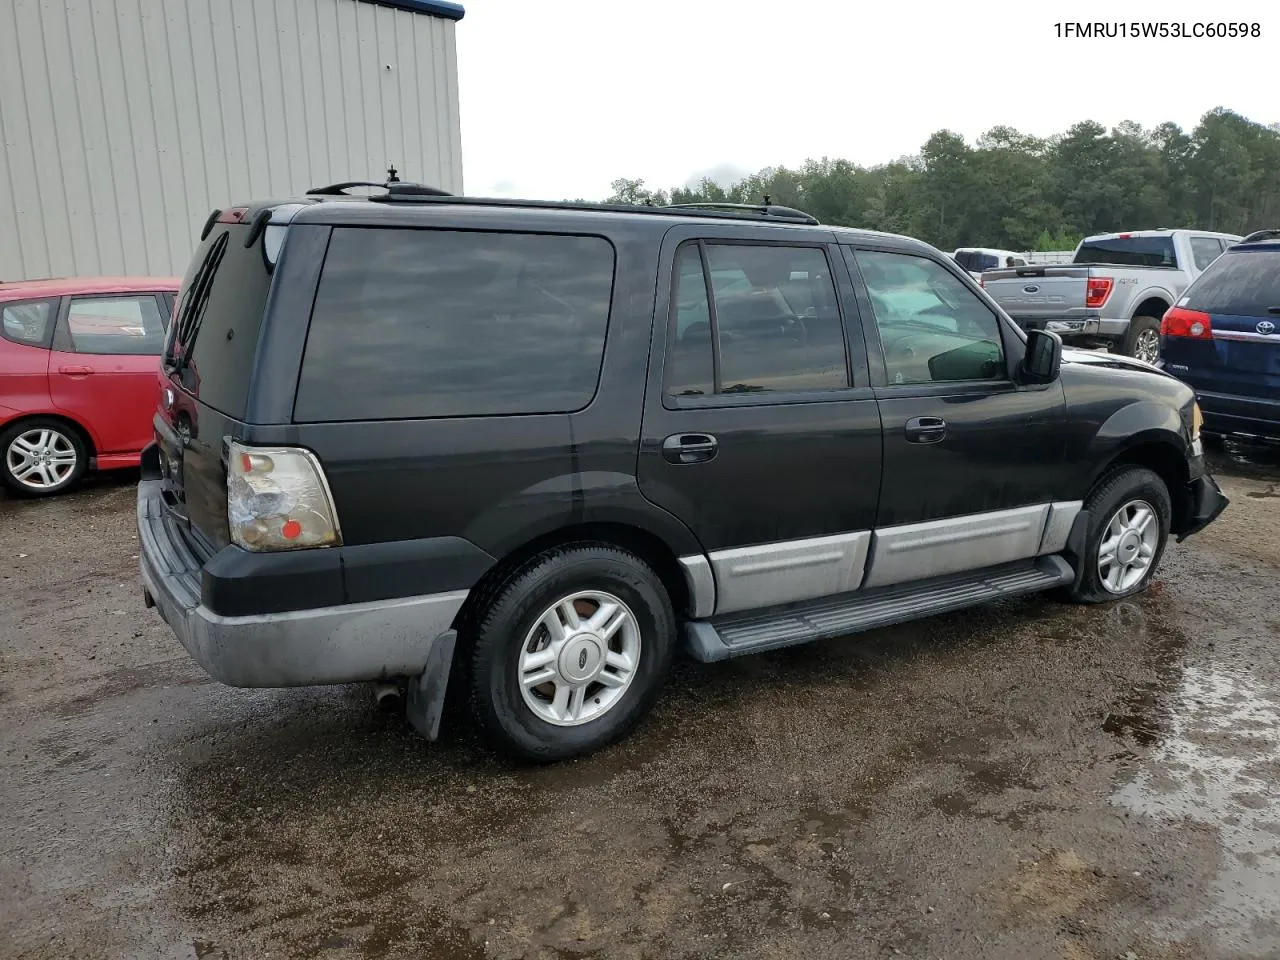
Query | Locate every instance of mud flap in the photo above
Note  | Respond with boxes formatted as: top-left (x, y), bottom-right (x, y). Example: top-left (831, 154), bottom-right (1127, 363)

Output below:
top-left (1176, 474), bottom-right (1230, 542)
top-left (1062, 508), bottom-right (1092, 587)
top-left (405, 629), bottom-right (457, 740)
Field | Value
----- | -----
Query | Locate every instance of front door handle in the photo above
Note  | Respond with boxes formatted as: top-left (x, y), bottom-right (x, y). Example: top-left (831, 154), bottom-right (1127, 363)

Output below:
top-left (58, 365), bottom-right (95, 376)
top-left (662, 433), bottom-right (718, 464)
top-left (904, 416), bottom-right (947, 444)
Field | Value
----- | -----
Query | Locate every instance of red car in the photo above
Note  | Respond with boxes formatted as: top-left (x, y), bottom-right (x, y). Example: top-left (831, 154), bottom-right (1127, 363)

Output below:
top-left (0, 276), bottom-right (180, 496)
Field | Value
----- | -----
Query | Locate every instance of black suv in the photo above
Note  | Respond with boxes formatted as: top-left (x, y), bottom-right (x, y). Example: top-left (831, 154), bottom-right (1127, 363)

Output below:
top-left (138, 187), bottom-right (1228, 761)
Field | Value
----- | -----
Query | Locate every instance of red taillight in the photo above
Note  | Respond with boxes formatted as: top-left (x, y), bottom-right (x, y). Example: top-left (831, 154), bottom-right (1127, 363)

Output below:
top-left (1085, 277), bottom-right (1113, 309)
top-left (1161, 306), bottom-right (1212, 339)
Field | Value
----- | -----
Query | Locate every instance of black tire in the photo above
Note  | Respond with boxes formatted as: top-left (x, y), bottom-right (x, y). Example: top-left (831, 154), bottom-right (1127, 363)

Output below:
top-left (0, 418), bottom-right (88, 497)
top-left (1123, 315), bottom-right (1162, 362)
top-left (466, 543), bottom-right (676, 762)
top-left (1064, 466), bottom-right (1171, 604)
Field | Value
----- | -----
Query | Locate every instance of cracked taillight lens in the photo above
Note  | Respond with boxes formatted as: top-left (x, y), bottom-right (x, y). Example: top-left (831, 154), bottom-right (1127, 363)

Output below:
top-left (227, 442), bottom-right (342, 552)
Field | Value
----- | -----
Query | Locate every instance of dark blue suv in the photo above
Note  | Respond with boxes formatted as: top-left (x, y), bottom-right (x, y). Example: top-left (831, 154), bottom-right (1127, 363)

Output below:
top-left (1160, 230), bottom-right (1280, 441)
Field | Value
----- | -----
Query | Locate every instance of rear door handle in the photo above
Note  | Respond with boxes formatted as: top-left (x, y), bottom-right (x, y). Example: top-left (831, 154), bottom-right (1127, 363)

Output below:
top-left (662, 433), bottom-right (718, 464)
top-left (58, 365), bottom-right (95, 376)
top-left (904, 416), bottom-right (947, 444)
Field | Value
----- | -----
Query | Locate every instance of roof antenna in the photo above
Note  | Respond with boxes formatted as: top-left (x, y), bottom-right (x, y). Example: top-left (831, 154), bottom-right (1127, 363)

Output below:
top-left (386, 164), bottom-right (400, 184)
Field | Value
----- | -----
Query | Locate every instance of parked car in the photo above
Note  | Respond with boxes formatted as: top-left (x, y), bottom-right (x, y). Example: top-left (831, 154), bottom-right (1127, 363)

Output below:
top-left (1159, 229), bottom-right (1280, 442)
top-left (952, 247), bottom-right (1027, 280)
top-left (980, 229), bottom-right (1242, 362)
top-left (137, 190), bottom-right (1228, 762)
top-left (0, 277), bottom-right (179, 495)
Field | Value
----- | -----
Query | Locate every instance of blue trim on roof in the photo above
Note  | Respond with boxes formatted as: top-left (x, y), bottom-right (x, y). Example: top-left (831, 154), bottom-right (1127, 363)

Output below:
top-left (355, 0), bottom-right (465, 21)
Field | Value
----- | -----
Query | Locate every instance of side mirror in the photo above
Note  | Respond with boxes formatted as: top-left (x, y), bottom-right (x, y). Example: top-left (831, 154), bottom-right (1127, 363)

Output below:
top-left (1021, 329), bottom-right (1062, 384)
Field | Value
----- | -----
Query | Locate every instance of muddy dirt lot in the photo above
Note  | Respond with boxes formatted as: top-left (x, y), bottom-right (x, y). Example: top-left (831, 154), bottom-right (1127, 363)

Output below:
top-left (2, 447), bottom-right (1279, 960)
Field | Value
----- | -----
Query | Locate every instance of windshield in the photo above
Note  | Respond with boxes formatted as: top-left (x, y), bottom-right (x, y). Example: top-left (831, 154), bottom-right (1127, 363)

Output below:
top-left (165, 221), bottom-right (274, 419)
top-left (1074, 236), bottom-right (1178, 268)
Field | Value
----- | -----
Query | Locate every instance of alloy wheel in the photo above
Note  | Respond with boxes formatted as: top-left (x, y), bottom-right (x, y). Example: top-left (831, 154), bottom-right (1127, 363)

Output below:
top-left (6, 428), bottom-right (79, 491)
top-left (517, 590), bottom-right (642, 726)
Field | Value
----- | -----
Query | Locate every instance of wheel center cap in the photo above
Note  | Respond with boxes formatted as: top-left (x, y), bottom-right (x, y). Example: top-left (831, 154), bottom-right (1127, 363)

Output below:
top-left (1118, 531), bottom-right (1142, 561)
top-left (559, 634), bottom-right (604, 683)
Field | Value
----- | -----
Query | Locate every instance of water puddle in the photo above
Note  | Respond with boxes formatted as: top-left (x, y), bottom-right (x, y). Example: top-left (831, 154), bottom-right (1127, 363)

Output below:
top-left (1112, 652), bottom-right (1280, 954)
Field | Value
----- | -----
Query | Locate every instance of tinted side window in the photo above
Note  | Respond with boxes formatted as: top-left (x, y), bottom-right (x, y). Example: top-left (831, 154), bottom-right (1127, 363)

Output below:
top-left (1, 299), bottom-right (54, 346)
top-left (1190, 237), bottom-right (1225, 271)
top-left (666, 245), bottom-right (715, 397)
top-left (664, 242), bottom-right (849, 398)
top-left (1183, 249), bottom-right (1280, 317)
top-left (856, 250), bottom-right (1005, 385)
top-left (295, 229), bottom-right (615, 422)
top-left (66, 296), bottom-right (166, 355)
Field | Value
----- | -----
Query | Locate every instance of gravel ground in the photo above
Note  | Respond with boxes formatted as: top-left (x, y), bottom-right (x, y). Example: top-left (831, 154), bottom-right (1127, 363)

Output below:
top-left (2, 443), bottom-right (1278, 960)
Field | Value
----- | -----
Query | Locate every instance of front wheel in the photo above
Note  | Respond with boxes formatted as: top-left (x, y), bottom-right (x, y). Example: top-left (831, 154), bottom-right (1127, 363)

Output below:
top-left (1123, 316), bottom-right (1162, 363)
top-left (1064, 466), bottom-right (1171, 604)
top-left (466, 544), bottom-right (676, 761)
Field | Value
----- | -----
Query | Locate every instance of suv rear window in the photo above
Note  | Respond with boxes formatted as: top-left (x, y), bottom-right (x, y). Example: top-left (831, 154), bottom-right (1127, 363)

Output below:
top-left (294, 228), bottom-right (616, 422)
top-left (167, 222), bottom-right (274, 418)
top-left (954, 251), bottom-right (998, 272)
top-left (1074, 236), bottom-right (1177, 268)
top-left (1183, 247), bottom-right (1280, 317)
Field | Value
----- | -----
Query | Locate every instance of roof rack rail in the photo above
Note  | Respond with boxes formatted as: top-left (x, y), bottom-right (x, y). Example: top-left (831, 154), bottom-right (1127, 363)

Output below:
top-left (373, 187), bottom-right (822, 225)
top-left (307, 180), bottom-right (453, 197)
top-left (662, 201), bottom-right (820, 225)
top-left (1241, 229), bottom-right (1280, 243)
top-left (307, 165), bottom-right (453, 198)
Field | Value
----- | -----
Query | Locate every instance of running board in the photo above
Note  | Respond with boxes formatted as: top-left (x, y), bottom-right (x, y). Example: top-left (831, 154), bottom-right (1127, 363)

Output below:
top-left (684, 555), bottom-right (1074, 663)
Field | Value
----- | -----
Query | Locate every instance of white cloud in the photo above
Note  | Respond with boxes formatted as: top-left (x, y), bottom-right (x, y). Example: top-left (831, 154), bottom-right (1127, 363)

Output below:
top-left (683, 164), bottom-right (754, 190)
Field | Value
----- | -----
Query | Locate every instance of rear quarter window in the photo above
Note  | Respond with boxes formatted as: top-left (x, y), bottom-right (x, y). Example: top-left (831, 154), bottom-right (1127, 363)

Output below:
top-left (294, 228), bottom-right (616, 422)
top-left (1183, 248), bottom-right (1280, 317)
top-left (1, 299), bottom-right (55, 346)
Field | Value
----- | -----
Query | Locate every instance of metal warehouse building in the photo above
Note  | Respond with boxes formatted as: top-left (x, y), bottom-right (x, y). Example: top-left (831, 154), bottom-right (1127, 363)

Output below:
top-left (0, 0), bottom-right (465, 281)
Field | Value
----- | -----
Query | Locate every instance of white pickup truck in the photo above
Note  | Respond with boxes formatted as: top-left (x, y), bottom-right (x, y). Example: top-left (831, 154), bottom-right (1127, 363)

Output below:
top-left (980, 229), bottom-right (1242, 362)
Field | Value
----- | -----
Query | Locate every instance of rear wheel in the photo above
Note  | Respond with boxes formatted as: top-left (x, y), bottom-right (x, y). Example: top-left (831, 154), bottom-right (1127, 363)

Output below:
top-left (0, 419), bottom-right (87, 496)
top-left (1123, 316), bottom-right (1162, 363)
top-left (1064, 466), bottom-right (1171, 604)
top-left (466, 544), bottom-right (676, 761)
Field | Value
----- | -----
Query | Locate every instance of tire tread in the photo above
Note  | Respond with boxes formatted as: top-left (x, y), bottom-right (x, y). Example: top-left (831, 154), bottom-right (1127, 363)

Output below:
top-left (1065, 465), bottom-right (1171, 604)
top-left (465, 541), bottom-right (674, 762)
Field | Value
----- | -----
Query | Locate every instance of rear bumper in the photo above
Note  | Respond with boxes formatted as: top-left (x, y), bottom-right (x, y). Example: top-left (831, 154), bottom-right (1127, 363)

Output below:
top-left (137, 479), bottom-right (467, 687)
top-left (1011, 317), bottom-right (1129, 339)
top-left (1176, 473), bottom-right (1229, 542)
top-left (1196, 389), bottom-right (1280, 441)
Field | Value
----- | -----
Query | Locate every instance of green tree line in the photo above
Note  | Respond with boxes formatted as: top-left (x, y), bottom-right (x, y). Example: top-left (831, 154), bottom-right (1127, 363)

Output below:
top-left (605, 109), bottom-right (1280, 252)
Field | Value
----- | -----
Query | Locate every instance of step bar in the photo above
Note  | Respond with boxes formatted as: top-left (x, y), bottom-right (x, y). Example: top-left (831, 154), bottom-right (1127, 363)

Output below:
top-left (684, 555), bottom-right (1075, 662)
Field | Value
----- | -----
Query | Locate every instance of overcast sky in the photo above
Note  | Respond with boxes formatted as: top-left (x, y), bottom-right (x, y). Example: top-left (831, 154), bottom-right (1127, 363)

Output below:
top-left (455, 0), bottom-right (1275, 200)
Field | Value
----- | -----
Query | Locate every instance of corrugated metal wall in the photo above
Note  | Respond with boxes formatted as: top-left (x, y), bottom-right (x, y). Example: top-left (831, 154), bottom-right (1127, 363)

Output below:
top-left (0, 0), bottom-right (463, 281)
